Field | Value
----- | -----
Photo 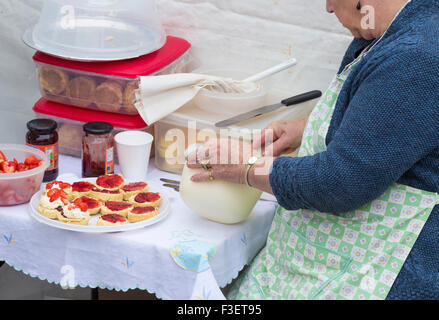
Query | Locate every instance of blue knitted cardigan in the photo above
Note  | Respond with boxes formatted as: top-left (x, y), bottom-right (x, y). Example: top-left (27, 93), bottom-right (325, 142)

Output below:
top-left (269, 0), bottom-right (439, 299)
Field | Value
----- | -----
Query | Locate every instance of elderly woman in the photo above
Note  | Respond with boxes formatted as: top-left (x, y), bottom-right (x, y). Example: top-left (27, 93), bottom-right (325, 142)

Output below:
top-left (188, 0), bottom-right (439, 300)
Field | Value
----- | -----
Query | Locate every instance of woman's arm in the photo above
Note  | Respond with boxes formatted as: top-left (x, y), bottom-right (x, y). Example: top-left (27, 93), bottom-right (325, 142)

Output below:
top-left (270, 49), bottom-right (439, 214)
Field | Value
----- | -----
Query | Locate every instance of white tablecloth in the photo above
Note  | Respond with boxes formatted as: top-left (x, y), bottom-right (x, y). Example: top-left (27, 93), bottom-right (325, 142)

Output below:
top-left (0, 155), bottom-right (276, 300)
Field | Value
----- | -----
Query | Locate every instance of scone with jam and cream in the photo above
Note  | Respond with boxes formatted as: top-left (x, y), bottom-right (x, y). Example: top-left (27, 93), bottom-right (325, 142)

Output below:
top-left (56, 202), bottom-right (90, 225)
top-left (74, 196), bottom-right (102, 215)
top-left (38, 188), bottom-right (70, 219)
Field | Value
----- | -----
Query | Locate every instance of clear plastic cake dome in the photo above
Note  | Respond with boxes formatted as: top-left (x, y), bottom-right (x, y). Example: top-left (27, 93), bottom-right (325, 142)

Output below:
top-left (23, 0), bottom-right (166, 61)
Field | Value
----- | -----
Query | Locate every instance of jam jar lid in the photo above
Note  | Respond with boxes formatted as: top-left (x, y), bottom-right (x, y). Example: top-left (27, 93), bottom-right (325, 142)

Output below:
top-left (27, 119), bottom-right (58, 133)
top-left (83, 121), bottom-right (114, 135)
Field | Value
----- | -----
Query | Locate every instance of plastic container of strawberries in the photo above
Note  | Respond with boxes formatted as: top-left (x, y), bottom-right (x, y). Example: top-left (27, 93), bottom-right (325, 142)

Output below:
top-left (0, 144), bottom-right (49, 206)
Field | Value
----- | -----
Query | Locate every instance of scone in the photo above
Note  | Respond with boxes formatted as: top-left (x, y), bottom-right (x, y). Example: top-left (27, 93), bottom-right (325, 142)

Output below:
top-left (95, 81), bottom-right (123, 113)
top-left (39, 66), bottom-right (70, 95)
top-left (97, 214), bottom-right (128, 226)
top-left (56, 202), bottom-right (90, 225)
top-left (73, 196), bottom-right (102, 215)
top-left (101, 201), bottom-right (133, 217)
top-left (45, 181), bottom-right (73, 200)
top-left (129, 192), bottom-right (162, 207)
top-left (122, 182), bottom-right (149, 200)
top-left (37, 188), bottom-right (70, 219)
top-left (71, 181), bottom-right (96, 199)
top-left (66, 76), bottom-right (96, 107)
top-left (127, 206), bottom-right (159, 223)
top-left (89, 188), bottom-right (124, 202)
top-left (123, 81), bottom-right (139, 114)
top-left (95, 174), bottom-right (124, 191)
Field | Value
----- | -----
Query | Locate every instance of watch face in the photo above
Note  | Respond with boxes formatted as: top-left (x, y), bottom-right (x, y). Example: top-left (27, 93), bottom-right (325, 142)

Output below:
top-left (249, 156), bottom-right (258, 165)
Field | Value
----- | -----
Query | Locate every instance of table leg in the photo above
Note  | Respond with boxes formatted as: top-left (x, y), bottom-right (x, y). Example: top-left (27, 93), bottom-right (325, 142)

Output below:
top-left (91, 288), bottom-right (99, 300)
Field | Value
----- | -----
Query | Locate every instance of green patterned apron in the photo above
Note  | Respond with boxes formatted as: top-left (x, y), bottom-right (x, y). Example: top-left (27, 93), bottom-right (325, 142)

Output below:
top-left (228, 7), bottom-right (439, 300)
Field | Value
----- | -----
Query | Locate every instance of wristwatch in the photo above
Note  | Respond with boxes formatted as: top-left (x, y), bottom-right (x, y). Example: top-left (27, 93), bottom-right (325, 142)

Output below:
top-left (245, 156), bottom-right (259, 187)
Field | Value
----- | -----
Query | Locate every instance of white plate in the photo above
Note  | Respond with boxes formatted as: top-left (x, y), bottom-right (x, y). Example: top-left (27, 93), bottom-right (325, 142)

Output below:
top-left (28, 177), bottom-right (171, 233)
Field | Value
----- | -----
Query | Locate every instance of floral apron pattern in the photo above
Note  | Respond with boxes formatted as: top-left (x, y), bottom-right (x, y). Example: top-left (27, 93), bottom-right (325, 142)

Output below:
top-left (228, 31), bottom-right (438, 300)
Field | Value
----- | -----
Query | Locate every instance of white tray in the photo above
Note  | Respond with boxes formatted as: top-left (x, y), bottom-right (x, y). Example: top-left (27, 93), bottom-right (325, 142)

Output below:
top-left (28, 177), bottom-right (171, 233)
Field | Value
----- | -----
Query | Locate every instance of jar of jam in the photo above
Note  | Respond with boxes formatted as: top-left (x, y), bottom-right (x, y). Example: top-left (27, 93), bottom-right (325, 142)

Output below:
top-left (82, 121), bottom-right (115, 178)
top-left (26, 119), bottom-right (59, 182)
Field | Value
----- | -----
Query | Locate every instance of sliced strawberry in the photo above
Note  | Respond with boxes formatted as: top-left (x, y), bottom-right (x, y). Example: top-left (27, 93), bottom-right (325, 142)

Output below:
top-left (59, 182), bottom-right (71, 189)
top-left (48, 189), bottom-right (61, 202)
top-left (59, 190), bottom-right (68, 198)
top-left (16, 163), bottom-right (28, 172)
top-left (27, 163), bottom-right (39, 170)
top-left (0, 151), bottom-right (5, 162)
top-left (1, 161), bottom-right (16, 173)
top-left (77, 202), bottom-right (88, 212)
top-left (47, 188), bottom-right (58, 197)
top-left (24, 155), bottom-right (37, 166)
top-left (46, 181), bottom-right (56, 189)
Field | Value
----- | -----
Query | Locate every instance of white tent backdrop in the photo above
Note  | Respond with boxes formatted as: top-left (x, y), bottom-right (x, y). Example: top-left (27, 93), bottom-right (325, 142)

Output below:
top-left (0, 0), bottom-right (352, 143)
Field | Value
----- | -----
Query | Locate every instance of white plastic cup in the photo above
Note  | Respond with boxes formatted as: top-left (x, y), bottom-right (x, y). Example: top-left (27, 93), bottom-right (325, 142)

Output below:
top-left (115, 131), bottom-right (154, 181)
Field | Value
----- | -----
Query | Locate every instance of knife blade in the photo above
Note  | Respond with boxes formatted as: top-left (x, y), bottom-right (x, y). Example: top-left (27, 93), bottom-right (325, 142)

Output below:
top-left (215, 90), bottom-right (322, 128)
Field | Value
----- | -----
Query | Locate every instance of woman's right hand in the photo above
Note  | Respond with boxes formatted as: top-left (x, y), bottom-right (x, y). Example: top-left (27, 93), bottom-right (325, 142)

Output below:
top-left (252, 118), bottom-right (308, 157)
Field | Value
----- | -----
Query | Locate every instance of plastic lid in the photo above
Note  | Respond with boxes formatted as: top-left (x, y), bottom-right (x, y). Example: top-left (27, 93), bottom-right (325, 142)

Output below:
top-left (32, 36), bottom-right (191, 78)
top-left (30, 0), bottom-right (166, 62)
top-left (33, 98), bottom-right (148, 130)
top-left (27, 118), bottom-right (58, 133)
top-left (83, 122), bottom-right (114, 135)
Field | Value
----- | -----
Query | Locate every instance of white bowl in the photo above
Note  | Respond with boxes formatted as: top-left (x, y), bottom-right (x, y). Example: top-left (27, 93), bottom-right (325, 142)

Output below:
top-left (0, 144), bottom-right (49, 206)
top-left (193, 69), bottom-right (268, 116)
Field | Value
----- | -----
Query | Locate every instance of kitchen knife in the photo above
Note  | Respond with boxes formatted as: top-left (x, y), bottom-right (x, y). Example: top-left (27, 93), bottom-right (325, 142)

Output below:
top-left (215, 90), bottom-right (322, 128)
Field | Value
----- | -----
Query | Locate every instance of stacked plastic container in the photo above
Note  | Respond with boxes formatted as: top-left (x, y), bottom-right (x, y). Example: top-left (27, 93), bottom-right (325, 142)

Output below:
top-left (25, 0), bottom-right (192, 161)
top-left (32, 36), bottom-right (192, 159)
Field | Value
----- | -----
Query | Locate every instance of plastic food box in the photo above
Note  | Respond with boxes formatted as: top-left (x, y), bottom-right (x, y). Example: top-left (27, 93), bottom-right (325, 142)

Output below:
top-left (0, 144), bottom-right (49, 206)
top-left (33, 36), bottom-right (192, 115)
top-left (33, 98), bottom-right (154, 161)
top-left (154, 89), bottom-right (319, 174)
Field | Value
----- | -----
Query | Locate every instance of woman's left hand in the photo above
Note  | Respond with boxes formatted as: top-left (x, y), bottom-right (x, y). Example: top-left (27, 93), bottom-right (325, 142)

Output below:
top-left (186, 138), bottom-right (275, 194)
top-left (186, 138), bottom-right (252, 184)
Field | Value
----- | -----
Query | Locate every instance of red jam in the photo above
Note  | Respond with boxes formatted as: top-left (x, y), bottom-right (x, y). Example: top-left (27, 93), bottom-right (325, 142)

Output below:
top-left (96, 174), bottom-right (123, 189)
top-left (135, 192), bottom-right (160, 203)
top-left (77, 196), bottom-right (100, 209)
top-left (92, 188), bottom-right (120, 194)
top-left (122, 182), bottom-right (147, 192)
top-left (105, 201), bottom-right (132, 211)
top-left (72, 181), bottom-right (95, 192)
top-left (101, 214), bottom-right (126, 223)
top-left (132, 206), bottom-right (156, 215)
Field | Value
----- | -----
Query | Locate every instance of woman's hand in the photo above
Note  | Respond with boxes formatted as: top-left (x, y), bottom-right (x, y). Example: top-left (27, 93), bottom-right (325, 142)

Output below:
top-left (186, 138), bottom-right (275, 194)
top-left (252, 118), bottom-right (308, 157)
top-left (186, 138), bottom-right (252, 184)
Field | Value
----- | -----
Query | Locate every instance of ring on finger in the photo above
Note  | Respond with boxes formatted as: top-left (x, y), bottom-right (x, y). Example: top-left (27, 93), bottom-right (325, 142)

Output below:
top-left (208, 169), bottom-right (215, 181)
top-left (200, 159), bottom-right (212, 171)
